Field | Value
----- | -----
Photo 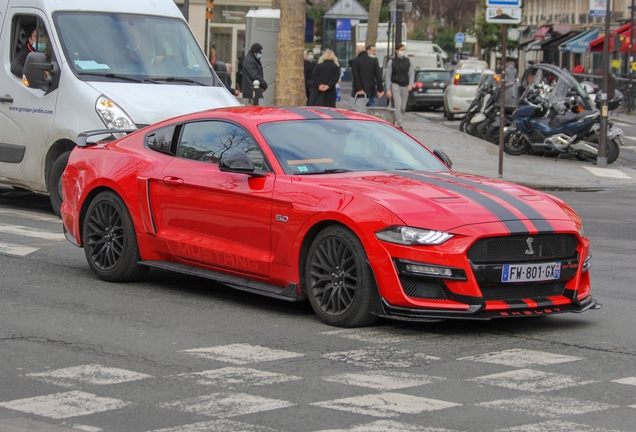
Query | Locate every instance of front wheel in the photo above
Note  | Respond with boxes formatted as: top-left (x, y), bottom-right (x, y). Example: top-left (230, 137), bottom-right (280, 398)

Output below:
top-left (305, 226), bottom-right (378, 327)
top-left (82, 191), bottom-right (148, 282)
top-left (49, 151), bottom-right (70, 217)
top-left (504, 131), bottom-right (530, 155)
top-left (608, 138), bottom-right (621, 164)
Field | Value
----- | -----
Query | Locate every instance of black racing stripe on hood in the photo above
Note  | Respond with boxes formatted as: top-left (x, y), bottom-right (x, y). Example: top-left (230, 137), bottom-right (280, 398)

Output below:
top-left (309, 107), bottom-right (349, 119)
top-left (283, 107), bottom-right (324, 120)
top-left (390, 170), bottom-right (529, 235)
top-left (431, 172), bottom-right (555, 234)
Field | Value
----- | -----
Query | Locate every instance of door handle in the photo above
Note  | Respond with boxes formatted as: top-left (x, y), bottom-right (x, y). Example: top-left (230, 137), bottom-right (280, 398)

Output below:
top-left (162, 176), bottom-right (184, 186)
top-left (0, 95), bottom-right (13, 103)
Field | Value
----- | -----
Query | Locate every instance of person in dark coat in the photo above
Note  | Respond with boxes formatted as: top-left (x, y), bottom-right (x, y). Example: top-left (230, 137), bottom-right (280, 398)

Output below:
top-left (241, 43), bottom-right (268, 104)
top-left (304, 50), bottom-right (317, 102)
top-left (307, 50), bottom-right (341, 108)
top-left (11, 27), bottom-right (39, 78)
top-left (352, 45), bottom-right (384, 106)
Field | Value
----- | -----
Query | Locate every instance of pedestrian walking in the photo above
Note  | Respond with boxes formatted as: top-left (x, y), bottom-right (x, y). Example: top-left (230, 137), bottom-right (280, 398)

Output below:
top-left (353, 45), bottom-right (384, 107)
top-left (505, 60), bottom-right (518, 81)
top-left (304, 50), bottom-right (317, 103)
top-left (385, 44), bottom-right (414, 129)
top-left (348, 45), bottom-right (367, 112)
top-left (307, 49), bottom-right (340, 108)
top-left (242, 43), bottom-right (268, 105)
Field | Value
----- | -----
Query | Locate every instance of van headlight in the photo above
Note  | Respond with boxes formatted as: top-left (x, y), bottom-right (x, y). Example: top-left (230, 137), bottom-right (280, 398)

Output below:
top-left (95, 96), bottom-right (137, 137)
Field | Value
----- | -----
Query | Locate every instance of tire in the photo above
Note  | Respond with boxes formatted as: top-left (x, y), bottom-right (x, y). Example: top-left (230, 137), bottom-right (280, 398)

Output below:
top-left (447, 111), bottom-right (455, 121)
top-left (467, 122), bottom-right (479, 136)
top-left (486, 126), bottom-right (501, 144)
top-left (608, 138), bottom-right (621, 164)
top-left (82, 191), bottom-right (148, 282)
top-left (305, 225), bottom-right (378, 327)
top-left (49, 151), bottom-right (70, 217)
top-left (459, 116), bottom-right (471, 133)
top-left (477, 119), bottom-right (493, 140)
top-left (504, 131), bottom-right (530, 155)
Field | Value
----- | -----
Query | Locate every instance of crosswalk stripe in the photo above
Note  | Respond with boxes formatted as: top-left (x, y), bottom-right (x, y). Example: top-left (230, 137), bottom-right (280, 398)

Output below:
top-left (0, 223), bottom-right (65, 241)
top-left (622, 136), bottom-right (636, 141)
top-left (0, 241), bottom-right (39, 256)
top-left (0, 209), bottom-right (61, 223)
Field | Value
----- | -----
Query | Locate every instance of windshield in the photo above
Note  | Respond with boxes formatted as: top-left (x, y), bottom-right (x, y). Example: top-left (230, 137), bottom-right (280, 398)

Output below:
top-left (259, 120), bottom-right (448, 174)
top-left (54, 12), bottom-right (222, 86)
top-left (416, 71), bottom-right (451, 82)
top-left (458, 73), bottom-right (482, 85)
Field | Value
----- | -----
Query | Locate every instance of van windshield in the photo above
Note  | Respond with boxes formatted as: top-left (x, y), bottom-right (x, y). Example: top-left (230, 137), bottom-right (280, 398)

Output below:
top-left (54, 12), bottom-right (222, 86)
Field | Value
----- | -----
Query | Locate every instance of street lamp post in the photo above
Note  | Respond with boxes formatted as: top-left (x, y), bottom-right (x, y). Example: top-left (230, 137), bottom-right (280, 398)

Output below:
top-left (629, 0), bottom-right (634, 115)
top-left (598, 0), bottom-right (612, 168)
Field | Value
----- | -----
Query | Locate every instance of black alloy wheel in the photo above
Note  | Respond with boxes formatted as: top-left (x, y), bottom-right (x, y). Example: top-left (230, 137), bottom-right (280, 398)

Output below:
top-left (305, 226), bottom-right (378, 327)
top-left (504, 131), bottom-right (530, 155)
top-left (83, 191), bottom-right (147, 282)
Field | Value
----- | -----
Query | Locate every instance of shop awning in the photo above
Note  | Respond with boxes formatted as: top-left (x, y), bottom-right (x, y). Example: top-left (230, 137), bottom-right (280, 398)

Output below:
top-left (534, 26), bottom-right (551, 41)
top-left (559, 30), bottom-right (599, 53)
top-left (527, 32), bottom-right (580, 51)
top-left (589, 23), bottom-right (632, 53)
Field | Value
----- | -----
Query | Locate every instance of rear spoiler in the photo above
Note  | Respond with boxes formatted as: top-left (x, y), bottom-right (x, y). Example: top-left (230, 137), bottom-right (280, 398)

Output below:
top-left (76, 129), bottom-right (137, 147)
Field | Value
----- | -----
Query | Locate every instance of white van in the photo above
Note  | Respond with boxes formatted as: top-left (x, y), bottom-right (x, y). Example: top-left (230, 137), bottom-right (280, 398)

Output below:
top-left (0, 0), bottom-right (239, 215)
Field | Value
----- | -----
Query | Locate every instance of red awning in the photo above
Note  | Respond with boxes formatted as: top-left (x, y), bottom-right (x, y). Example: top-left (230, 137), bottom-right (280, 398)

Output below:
top-left (534, 26), bottom-right (551, 41)
top-left (589, 22), bottom-right (633, 53)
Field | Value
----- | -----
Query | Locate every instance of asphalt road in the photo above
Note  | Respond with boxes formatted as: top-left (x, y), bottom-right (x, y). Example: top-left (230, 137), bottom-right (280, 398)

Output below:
top-left (0, 185), bottom-right (635, 432)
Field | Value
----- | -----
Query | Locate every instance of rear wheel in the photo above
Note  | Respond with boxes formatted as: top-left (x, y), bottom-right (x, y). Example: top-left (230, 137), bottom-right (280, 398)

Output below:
top-left (608, 138), bottom-right (621, 164)
top-left (459, 116), bottom-right (471, 133)
top-left (305, 225), bottom-right (378, 327)
top-left (477, 119), bottom-right (493, 140)
top-left (49, 151), bottom-right (70, 217)
top-left (447, 111), bottom-right (455, 121)
top-left (82, 191), bottom-right (148, 282)
top-left (504, 131), bottom-right (530, 155)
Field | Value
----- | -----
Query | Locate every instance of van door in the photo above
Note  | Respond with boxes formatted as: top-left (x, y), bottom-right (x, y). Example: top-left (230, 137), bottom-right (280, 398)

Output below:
top-left (0, 12), bottom-right (58, 190)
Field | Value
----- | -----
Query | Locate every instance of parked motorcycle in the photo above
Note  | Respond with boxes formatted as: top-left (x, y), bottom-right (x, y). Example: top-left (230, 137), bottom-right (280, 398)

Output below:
top-left (503, 70), bottom-right (621, 164)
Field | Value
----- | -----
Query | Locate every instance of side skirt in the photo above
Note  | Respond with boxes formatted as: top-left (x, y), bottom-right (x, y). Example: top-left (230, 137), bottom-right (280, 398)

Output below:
top-left (140, 260), bottom-right (303, 302)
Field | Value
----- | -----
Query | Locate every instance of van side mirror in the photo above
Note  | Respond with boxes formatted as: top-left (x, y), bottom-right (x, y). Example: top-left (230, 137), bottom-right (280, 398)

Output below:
top-left (23, 52), bottom-right (54, 91)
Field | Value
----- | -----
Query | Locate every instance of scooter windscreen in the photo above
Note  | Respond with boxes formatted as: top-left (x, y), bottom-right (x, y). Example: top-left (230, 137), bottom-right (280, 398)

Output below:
top-left (548, 76), bottom-right (570, 114)
top-left (520, 70), bottom-right (544, 103)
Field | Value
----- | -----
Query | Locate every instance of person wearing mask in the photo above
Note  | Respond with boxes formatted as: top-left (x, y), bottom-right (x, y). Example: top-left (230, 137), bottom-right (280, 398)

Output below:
top-left (505, 60), bottom-right (518, 81)
top-left (307, 49), bottom-right (340, 108)
top-left (242, 43), bottom-right (268, 105)
top-left (353, 45), bottom-right (384, 107)
top-left (304, 50), bottom-right (317, 103)
top-left (385, 44), bottom-right (414, 129)
top-left (11, 27), bottom-right (47, 78)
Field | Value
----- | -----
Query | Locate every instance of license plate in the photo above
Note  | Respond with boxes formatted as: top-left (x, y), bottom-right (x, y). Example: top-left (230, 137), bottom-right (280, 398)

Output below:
top-left (427, 89), bottom-right (443, 94)
top-left (501, 262), bottom-right (561, 283)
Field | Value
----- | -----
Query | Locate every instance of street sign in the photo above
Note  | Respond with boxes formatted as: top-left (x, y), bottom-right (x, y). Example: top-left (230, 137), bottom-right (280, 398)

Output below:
top-left (455, 32), bottom-right (465, 44)
top-left (590, 0), bottom-right (613, 17)
top-left (486, 0), bottom-right (522, 6)
top-left (455, 42), bottom-right (463, 49)
top-left (486, 7), bottom-right (522, 24)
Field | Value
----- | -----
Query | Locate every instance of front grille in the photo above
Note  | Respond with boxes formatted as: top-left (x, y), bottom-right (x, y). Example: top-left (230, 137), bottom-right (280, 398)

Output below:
top-left (480, 282), bottom-right (566, 301)
top-left (399, 276), bottom-right (447, 300)
top-left (467, 234), bottom-right (578, 264)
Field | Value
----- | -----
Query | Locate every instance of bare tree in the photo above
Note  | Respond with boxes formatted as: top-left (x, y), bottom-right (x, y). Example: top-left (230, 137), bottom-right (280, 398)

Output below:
top-left (365, 0), bottom-right (382, 47)
top-left (274, 0), bottom-right (307, 106)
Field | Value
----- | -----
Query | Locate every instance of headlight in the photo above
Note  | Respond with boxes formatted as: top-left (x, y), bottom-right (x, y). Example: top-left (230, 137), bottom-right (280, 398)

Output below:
top-left (376, 226), bottom-right (454, 246)
top-left (578, 224), bottom-right (585, 238)
top-left (95, 96), bottom-right (137, 137)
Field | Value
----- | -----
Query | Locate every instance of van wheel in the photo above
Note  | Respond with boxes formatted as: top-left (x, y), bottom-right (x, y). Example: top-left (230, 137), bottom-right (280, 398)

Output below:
top-left (49, 151), bottom-right (70, 217)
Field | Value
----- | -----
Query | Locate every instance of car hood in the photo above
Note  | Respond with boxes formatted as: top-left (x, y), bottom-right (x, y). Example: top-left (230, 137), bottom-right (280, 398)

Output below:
top-left (87, 82), bottom-right (241, 125)
top-left (312, 171), bottom-right (574, 232)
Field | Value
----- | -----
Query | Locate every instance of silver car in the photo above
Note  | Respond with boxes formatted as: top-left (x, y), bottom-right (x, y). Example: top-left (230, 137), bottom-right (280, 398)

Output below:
top-left (443, 69), bottom-right (485, 121)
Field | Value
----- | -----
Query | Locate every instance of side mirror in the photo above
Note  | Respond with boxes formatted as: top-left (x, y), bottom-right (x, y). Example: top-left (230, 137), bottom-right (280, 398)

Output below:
top-left (23, 52), bottom-right (54, 91)
top-left (219, 152), bottom-right (265, 177)
top-left (433, 149), bottom-right (452, 168)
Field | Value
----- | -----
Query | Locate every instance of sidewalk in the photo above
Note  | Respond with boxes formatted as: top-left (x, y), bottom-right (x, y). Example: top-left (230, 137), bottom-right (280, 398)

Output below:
top-left (336, 82), bottom-right (636, 190)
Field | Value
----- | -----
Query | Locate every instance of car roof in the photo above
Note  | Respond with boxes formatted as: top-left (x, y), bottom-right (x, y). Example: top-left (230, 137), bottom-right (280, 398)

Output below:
top-left (415, 68), bottom-right (448, 72)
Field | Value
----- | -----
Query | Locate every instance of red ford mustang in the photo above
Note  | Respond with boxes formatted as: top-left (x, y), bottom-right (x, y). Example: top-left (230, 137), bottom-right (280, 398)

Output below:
top-left (61, 106), bottom-right (599, 327)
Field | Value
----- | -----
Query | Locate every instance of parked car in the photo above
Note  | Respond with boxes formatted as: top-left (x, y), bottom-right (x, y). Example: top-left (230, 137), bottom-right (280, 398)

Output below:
top-left (406, 68), bottom-right (452, 111)
top-left (444, 69), bottom-right (484, 120)
top-left (456, 59), bottom-right (490, 71)
top-left (62, 106), bottom-right (599, 327)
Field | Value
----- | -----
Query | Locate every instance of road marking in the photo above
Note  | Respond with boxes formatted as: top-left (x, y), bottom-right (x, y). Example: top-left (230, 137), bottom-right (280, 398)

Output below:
top-left (178, 367), bottom-right (301, 388)
top-left (322, 371), bottom-right (444, 391)
top-left (478, 395), bottom-right (617, 417)
top-left (151, 419), bottom-right (281, 432)
top-left (0, 209), bottom-right (61, 223)
top-left (26, 364), bottom-right (152, 387)
top-left (0, 223), bottom-right (65, 241)
top-left (458, 349), bottom-right (583, 367)
top-left (311, 392), bottom-right (460, 418)
top-left (0, 241), bottom-right (39, 256)
top-left (64, 424), bottom-right (103, 432)
top-left (323, 347), bottom-right (439, 369)
top-left (622, 135), bottom-right (636, 141)
top-left (613, 377), bottom-right (636, 386)
top-left (583, 166), bottom-right (632, 179)
top-left (0, 391), bottom-right (131, 419)
top-left (469, 369), bottom-right (597, 393)
top-left (495, 420), bottom-right (622, 432)
top-left (317, 420), bottom-right (458, 432)
top-left (321, 327), bottom-right (438, 344)
top-left (180, 344), bottom-right (304, 365)
top-left (160, 393), bottom-right (294, 418)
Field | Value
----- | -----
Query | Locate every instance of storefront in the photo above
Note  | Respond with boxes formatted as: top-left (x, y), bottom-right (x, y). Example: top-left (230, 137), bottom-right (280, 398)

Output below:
top-left (558, 29), bottom-right (599, 72)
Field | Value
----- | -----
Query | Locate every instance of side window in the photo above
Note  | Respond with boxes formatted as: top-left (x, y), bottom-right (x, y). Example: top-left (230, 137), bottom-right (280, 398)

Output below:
top-left (177, 121), bottom-right (267, 170)
top-left (146, 125), bottom-right (176, 155)
top-left (10, 15), bottom-right (54, 77)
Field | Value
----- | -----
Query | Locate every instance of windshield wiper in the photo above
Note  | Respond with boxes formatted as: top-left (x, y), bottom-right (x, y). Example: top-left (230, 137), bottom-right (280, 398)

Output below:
top-left (292, 168), bottom-right (353, 175)
top-left (150, 77), bottom-right (205, 86)
top-left (78, 72), bottom-right (157, 84)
